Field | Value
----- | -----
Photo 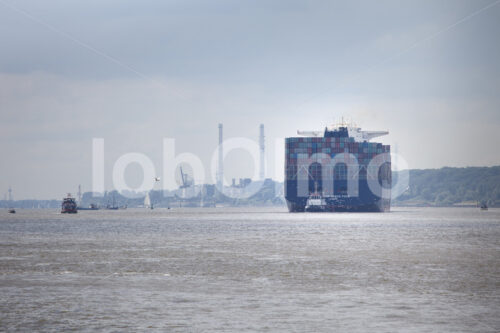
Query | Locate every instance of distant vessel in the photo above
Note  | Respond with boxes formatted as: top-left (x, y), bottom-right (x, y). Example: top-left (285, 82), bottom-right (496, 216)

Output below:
top-left (77, 203), bottom-right (99, 211)
top-left (7, 187), bottom-right (15, 214)
top-left (61, 194), bottom-right (78, 214)
top-left (144, 193), bottom-right (153, 209)
top-left (106, 193), bottom-right (119, 210)
top-left (285, 120), bottom-right (391, 212)
top-left (480, 202), bottom-right (488, 211)
top-left (75, 184), bottom-right (99, 210)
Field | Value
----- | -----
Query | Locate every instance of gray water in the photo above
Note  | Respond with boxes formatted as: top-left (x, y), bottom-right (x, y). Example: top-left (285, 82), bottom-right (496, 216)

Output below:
top-left (0, 207), bottom-right (499, 332)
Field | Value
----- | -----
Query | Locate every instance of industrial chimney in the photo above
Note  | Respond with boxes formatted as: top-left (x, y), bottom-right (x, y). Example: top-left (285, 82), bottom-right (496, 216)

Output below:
top-left (217, 123), bottom-right (223, 189)
top-left (259, 124), bottom-right (265, 181)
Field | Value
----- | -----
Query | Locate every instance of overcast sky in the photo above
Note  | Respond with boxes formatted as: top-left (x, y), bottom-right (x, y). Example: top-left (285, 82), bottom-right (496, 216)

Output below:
top-left (1, 0), bottom-right (499, 199)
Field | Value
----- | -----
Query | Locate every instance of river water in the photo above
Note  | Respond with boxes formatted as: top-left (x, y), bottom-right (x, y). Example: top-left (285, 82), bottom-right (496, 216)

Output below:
top-left (0, 207), bottom-right (499, 332)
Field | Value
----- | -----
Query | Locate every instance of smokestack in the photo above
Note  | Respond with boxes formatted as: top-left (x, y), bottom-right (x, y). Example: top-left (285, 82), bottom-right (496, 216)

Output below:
top-left (259, 124), bottom-right (265, 181)
top-left (77, 184), bottom-right (82, 204)
top-left (217, 123), bottom-right (223, 189)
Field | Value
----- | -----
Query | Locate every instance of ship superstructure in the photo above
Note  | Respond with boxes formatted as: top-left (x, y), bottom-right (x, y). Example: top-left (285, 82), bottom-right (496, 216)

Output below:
top-left (285, 120), bottom-right (391, 212)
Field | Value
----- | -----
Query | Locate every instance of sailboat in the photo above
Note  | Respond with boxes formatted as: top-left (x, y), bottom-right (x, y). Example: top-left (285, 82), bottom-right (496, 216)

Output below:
top-left (8, 187), bottom-right (15, 214)
top-left (105, 193), bottom-right (119, 210)
top-left (144, 192), bottom-right (153, 209)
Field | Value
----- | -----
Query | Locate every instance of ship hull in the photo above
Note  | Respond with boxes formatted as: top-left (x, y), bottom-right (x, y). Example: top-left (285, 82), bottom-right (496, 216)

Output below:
top-left (287, 199), bottom-right (390, 212)
top-left (286, 179), bottom-right (390, 213)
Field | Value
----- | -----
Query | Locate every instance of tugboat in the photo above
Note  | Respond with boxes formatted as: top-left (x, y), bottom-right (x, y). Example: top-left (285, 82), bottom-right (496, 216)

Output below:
top-left (305, 182), bottom-right (327, 212)
top-left (305, 193), bottom-right (327, 212)
top-left (61, 194), bottom-right (78, 214)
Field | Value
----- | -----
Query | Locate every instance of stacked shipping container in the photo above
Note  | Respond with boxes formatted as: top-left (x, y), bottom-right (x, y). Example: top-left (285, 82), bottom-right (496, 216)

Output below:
top-left (285, 137), bottom-right (390, 175)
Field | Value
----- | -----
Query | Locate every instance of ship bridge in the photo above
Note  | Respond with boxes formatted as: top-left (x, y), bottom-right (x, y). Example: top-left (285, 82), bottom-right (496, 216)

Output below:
top-left (297, 120), bottom-right (388, 143)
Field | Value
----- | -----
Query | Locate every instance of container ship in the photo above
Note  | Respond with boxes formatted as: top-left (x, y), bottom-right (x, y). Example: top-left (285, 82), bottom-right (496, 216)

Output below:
top-left (285, 121), bottom-right (391, 212)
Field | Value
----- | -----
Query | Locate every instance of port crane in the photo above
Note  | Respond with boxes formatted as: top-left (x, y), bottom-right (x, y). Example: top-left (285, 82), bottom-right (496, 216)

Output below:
top-left (179, 167), bottom-right (193, 189)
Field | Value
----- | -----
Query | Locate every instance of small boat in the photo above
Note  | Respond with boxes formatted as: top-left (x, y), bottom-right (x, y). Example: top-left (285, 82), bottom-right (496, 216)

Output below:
top-left (305, 193), bottom-right (327, 212)
top-left (144, 193), bottom-right (153, 209)
top-left (480, 203), bottom-right (488, 211)
top-left (77, 203), bottom-right (99, 211)
top-left (305, 182), bottom-right (327, 212)
top-left (7, 187), bottom-right (16, 214)
top-left (105, 194), bottom-right (119, 210)
top-left (61, 194), bottom-right (78, 214)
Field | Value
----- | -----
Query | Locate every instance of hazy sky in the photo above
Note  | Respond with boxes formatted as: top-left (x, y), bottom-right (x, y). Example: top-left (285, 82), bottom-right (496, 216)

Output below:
top-left (1, 0), bottom-right (499, 199)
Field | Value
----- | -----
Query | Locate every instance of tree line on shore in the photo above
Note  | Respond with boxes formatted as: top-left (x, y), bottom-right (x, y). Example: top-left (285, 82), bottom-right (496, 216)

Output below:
top-left (393, 166), bottom-right (500, 207)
